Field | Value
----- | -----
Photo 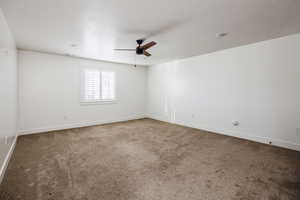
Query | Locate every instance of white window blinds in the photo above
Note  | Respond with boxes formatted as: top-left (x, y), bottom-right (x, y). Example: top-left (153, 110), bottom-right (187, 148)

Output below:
top-left (101, 72), bottom-right (115, 100)
top-left (81, 69), bottom-right (115, 103)
top-left (83, 70), bottom-right (101, 101)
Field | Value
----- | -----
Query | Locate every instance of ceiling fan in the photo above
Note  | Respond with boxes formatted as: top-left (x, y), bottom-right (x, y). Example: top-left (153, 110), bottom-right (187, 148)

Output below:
top-left (114, 39), bottom-right (157, 57)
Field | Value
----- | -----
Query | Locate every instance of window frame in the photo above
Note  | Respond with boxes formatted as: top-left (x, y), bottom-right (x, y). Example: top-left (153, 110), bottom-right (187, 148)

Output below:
top-left (79, 67), bottom-right (117, 105)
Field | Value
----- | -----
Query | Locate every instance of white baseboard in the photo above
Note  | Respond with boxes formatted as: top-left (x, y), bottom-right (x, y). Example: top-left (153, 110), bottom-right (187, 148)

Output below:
top-left (0, 135), bottom-right (17, 184)
top-left (18, 113), bottom-right (300, 151)
top-left (147, 115), bottom-right (300, 152)
top-left (146, 114), bottom-right (172, 124)
top-left (18, 115), bottom-right (146, 135)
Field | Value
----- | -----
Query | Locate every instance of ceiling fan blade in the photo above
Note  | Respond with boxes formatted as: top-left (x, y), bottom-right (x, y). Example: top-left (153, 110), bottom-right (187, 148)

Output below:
top-left (141, 41), bottom-right (157, 50)
top-left (143, 50), bottom-right (151, 56)
top-left (114, 49), bottom-right (136, 51)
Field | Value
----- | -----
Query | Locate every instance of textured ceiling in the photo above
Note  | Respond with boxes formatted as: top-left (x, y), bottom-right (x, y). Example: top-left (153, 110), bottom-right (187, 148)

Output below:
top-left (0, 0), bottom-right (300, 65)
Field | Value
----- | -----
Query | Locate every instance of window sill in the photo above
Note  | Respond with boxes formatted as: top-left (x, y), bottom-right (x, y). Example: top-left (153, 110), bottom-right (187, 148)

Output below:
top-left (80, 100), bottom-right (117, 106)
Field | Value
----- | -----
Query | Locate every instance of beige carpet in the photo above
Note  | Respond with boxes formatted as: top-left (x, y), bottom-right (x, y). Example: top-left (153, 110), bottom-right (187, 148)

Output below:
top-left (1, 118), bottom-right (300, 200)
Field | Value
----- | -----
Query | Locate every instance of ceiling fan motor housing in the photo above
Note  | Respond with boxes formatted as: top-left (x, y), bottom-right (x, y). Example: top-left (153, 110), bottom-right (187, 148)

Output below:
top-left (136, 47), bottom-right (144, 55)
top-left (136, 39), bottom-right (144, 54)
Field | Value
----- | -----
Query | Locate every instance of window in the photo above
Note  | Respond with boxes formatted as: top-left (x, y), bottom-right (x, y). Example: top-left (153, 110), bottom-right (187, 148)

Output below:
top-left (81, 69), bottom-right (115, 103)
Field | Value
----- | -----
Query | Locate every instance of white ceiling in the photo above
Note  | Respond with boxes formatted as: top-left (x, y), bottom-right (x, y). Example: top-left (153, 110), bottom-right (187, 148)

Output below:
top-left (0, 0), bottom-right (299, 66)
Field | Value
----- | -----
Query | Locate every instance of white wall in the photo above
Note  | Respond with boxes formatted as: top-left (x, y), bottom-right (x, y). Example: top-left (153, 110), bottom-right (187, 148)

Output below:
top-left (147, 34), bottom-right (300, 151)
top-left (19, 51), bottom-right (147, 134)
top-left (0, 8), bottom-right (18, 182)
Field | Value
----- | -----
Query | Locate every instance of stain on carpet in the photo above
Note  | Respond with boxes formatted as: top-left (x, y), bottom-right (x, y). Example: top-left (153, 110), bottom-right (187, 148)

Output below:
top-left (1, 119), bottom-right (300, 200)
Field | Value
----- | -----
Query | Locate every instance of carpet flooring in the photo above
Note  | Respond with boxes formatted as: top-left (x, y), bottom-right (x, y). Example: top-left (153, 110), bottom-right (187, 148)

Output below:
top-left (1, 118), bottom-right (300, 200)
